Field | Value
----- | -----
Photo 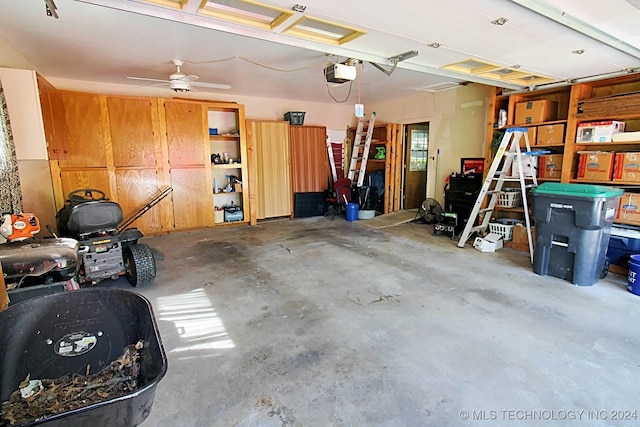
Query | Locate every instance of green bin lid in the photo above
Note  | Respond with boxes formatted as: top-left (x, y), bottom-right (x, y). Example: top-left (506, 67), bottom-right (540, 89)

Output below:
top-left (531, 182), bottom-right (623, 198)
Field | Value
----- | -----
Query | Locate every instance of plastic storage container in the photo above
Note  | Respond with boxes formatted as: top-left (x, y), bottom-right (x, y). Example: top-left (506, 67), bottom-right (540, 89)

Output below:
top-left (607, 226), bottom-right (640, 267)
top-left (284, 112), bottom-right (305, 125)
top-left (0, 288), bottom-right (167, 426)
top-left (531, 182), bottom-right (623, 286)
top-left (346, 203), bottom-right (359, 221)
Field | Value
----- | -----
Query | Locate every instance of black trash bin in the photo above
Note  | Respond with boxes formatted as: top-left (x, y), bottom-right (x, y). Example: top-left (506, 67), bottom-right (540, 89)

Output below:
top-left (0, 288), bottom-right (167, 426)
top-left (531, 182), bottom-right (623, 286)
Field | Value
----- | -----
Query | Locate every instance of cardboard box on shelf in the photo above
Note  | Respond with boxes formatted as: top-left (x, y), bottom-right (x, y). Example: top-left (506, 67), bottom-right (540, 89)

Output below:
top-left (519, 127), bottom-right (537, 148)
top-left (234, 183), bottom-right (242, 192)
top-left (514, 100), bottom-right (558, 125)
top-left (576, 120), bottom-right (626, 143)
top-left (536, 123), bottom-right (565, 145)
top-left (538, 154), bottom-right (563, 179)
top-left (618, 192), bottom-right (640, 224)
top-left (613, 152), bottom-right (640, 183)
top-left (576, 151), bottom-right (615, 181)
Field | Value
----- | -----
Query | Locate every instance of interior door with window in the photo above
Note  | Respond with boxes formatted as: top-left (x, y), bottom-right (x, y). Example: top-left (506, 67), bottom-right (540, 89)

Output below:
top-left (403, 123), bottom-right (429, 209)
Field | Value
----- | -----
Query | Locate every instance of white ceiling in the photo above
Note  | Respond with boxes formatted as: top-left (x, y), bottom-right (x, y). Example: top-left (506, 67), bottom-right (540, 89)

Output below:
top-left (0, 0), bottom-right (639, 104)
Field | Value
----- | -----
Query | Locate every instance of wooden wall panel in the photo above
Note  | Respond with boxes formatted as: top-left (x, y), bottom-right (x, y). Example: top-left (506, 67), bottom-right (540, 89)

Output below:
top-left (58, 93), bottom-right (107, 167)
top-left (289, 125), bottom-right (329, 193)
top-left (164, 101), bottom-right (206, 166)
top-left (115, 168), bottom-right (165, 234)
top-left (60, 169), bottom-right (112, 201)
top-left (252, 121), bottom-right (292, 219)
top-left (170, 167), bottom-right (213, 229)
top-left (108, 97), bottom-right (157, 167)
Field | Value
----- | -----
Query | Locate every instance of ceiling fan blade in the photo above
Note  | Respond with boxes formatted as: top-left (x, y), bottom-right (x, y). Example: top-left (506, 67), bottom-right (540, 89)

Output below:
top-left (127, 76), bottom-right (171, 83)
top-left (183, 74), bottom-right (200, 82)
top-left (191, 81), bottom-right (232, 90)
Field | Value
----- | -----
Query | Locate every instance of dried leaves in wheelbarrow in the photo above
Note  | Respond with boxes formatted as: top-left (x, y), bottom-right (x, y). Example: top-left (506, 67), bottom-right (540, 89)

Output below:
top-left (1, 340), bottom-right (144, 426)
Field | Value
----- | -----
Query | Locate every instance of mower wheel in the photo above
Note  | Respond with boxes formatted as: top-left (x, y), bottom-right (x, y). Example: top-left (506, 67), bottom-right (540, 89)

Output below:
top-left (124, 243), bottom-right (156, 287)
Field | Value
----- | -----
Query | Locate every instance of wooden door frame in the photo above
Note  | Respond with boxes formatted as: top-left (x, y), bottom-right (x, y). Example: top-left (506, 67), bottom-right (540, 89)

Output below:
top-left (398, 116), bottom-right (434, 209)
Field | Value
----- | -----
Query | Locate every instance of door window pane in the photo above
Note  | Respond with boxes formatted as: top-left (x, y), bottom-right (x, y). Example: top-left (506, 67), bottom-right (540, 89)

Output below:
top-left (409, 129), bottom-right (428, 171)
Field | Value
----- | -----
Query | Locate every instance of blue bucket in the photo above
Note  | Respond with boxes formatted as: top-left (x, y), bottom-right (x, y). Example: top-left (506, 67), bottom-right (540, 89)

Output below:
top-left (346, 203), bottom-right (359, 222)
top-left (627, 254), bottom-right (640, 296)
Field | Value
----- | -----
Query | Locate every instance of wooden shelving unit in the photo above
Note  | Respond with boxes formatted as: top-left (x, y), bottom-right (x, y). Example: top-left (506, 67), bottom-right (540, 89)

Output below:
top-left (484, 73), bottom-right (640, 253)
top-left (207, 102), bottom-right (249, 226)
top-left (346, 123), bottom-right (401, 213)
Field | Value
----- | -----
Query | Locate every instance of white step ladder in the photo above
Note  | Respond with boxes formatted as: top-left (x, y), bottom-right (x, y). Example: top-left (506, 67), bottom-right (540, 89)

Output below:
top-left (347, 112), bottom-right (376, 187)
top-left (457, 127), bottom-right (538, 263)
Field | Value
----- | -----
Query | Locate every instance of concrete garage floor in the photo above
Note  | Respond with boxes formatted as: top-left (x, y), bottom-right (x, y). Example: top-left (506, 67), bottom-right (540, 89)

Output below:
top-left (130, 216), bottom-right (640, 427)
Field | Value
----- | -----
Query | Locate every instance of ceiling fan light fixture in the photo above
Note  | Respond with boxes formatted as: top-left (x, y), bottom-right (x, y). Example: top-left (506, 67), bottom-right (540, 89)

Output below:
top-left (170, 80), bottom-right (190, 92)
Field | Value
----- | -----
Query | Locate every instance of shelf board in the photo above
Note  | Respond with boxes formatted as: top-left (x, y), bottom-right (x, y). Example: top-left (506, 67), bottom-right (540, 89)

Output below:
top-left (534, 143), bottom-right (565, 148)
top-left (214, 191), bottom-right (242, 196)
top-left (495, 206), bottom-right (526, 213)
top-left (574, 141), bottom-right (640, 148)
top-left (615, 218), bottom-right (640, 227)
top-left (214, 219), bottom-right (249, 227)
top-left (212, 163), bottom-right (242, 169)
top-left (570, 179), bottom-right (640, 186)
top-left (368, 159), bottom-right (385, 163)
top-left (504, 119), bottom-right (568, 128)
top-left (537, 177), bottom-right (561, 182)
top-left (575, 113), bottom-right (640, 121)
top-left (210, 134), bottom-right (240, 140)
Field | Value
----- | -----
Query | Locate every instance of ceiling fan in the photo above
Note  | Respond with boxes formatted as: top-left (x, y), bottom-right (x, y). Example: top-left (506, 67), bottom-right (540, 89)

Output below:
top-left (127, 59), bottom-right (231, 92)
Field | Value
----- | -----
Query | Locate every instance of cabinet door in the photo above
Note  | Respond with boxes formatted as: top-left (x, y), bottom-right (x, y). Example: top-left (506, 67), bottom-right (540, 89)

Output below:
top-left (39, 90), bottom-right (66, 160)
top-left (170, 167), bottom-right (212, 229)
top-left (252, 121), bottom-right (292, 219)
top-left (289, 126), bottom-right (328, 193)
top-left (108, 97), bottom-right (157, 167)
top-left (116, 168), bottom-right (166, 234)
top-left (163, 100), bottom-right (212, 229)
top-left (60, 169), bottom-right (112, 200)
top-left (164, 101), bottom-right (207, 166)
top-left (58, 93), bottom-right (107, 168)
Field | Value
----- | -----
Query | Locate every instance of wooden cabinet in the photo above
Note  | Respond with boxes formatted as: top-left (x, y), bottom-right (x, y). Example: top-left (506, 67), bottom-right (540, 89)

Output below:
top-left (47, 92), bottom-right (250, 234)
top-left (248, 120), bottom-right (292, 220)
top-left (108, 96), bottom-right (168, 234)
top-left (162, 100), bottom-right (212, 231)
top-left (289, 125), bottom-right (328, 193)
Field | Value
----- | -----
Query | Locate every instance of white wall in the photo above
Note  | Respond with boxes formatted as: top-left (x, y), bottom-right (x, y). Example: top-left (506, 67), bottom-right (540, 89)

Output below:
top-left (369, 84), bottom-right (491, 204)
top-left (0, 67), bottom-right (56, 230)
top-left (0, 68), bottom-right (48, 160)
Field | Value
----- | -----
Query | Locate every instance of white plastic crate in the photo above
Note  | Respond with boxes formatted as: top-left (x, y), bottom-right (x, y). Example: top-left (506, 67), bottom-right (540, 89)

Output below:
top-left (489, 222), bottom-right (514, 241)
top-left (497, 190), bottom-right (522, 208)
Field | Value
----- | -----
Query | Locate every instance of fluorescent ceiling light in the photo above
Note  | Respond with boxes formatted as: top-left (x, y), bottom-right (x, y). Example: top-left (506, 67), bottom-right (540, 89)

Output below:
top-left (199, 0), bottom-right (294, 30)
top-left (283, 16), bottom-right (366, 45)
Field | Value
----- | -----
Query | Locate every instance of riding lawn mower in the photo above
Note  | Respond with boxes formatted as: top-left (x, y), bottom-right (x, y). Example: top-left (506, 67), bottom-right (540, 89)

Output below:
top-left (1, 187), bottom-right (170, 303)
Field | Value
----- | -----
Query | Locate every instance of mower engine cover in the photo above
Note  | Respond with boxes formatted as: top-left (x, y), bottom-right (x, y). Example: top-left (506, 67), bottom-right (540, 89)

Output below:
top-left (0, 238), bottom-right (79, 287)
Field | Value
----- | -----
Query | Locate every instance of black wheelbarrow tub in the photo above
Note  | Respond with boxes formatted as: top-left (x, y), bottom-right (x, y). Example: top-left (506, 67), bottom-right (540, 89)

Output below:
top-left (0, 288), bottom-right (167, 426)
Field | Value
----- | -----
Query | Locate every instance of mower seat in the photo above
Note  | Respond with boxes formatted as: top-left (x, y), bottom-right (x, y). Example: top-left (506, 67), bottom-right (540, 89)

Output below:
top-left (65, 200), bottom-right (123, 237)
